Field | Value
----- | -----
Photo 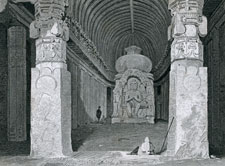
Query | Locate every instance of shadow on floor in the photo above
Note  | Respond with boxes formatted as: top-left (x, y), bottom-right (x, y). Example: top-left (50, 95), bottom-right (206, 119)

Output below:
top-left (0, 127), bottom-right (30, 156)
top-left (0, 122), bottom-right (168, 155)
top-left (71, 124), bottom-right (95, 151)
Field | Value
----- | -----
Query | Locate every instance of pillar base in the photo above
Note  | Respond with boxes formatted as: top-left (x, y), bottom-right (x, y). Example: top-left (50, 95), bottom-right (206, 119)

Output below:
top-left (167, 62), bottom-right (209, 159)
top-left (30, 64), bottom-right (72, 158)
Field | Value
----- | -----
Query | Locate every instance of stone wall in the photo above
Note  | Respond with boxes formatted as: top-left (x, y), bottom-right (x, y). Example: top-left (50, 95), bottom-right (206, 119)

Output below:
top-left (0, 24), bottom-right (8, 141)
top-left (67, 51), bottom-right (108, 129)
top-left (204, 0), bottom-right (225, 155)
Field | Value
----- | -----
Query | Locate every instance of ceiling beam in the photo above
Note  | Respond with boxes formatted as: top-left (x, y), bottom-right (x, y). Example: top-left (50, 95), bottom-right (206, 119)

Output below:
top-left (130, 0), bottom-right (134, 33)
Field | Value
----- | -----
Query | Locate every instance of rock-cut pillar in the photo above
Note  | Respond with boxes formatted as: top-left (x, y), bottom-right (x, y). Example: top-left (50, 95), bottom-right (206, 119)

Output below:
top-left (166, 0), bottom-right (209, 159)
top-left (26, 0), bottom-right (72, 158)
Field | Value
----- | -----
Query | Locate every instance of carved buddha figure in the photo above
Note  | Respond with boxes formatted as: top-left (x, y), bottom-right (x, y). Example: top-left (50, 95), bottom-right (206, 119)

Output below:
top-left (125, 78), bottom-right (141, 117)
top-left (113, 46), bottom-right (155, 123)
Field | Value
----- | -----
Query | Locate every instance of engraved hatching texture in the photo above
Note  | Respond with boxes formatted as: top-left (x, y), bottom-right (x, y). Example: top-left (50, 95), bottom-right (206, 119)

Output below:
top-left (169, 65), bottom-right (208, 159)
top-left (31, 67), bottom-right (63, 157)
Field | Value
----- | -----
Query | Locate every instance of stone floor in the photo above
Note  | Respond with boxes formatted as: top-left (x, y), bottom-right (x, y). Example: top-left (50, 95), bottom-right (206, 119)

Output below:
top-left (0, 154), bottom-right (224, 166)
top-left (1, 121), bottom-right (224, 165)
top-left (0, 122), bottom-right (167, 157)
top-left (72, 121), bottom-right (168, 153)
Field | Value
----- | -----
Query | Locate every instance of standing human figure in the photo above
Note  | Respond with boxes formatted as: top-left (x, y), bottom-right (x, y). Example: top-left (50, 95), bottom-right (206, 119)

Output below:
top-left (96, 106), bottom-right (102, 123)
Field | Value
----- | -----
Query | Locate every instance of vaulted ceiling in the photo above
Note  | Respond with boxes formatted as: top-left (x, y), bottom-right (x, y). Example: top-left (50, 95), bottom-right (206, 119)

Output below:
top-left (17, 0), bottom-right (224, 79)
top-left (68, 0), bottom-right (171, 71)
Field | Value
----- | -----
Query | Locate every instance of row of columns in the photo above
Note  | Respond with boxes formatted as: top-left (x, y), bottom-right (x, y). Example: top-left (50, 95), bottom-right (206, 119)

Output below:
top-left (2, 0), bottom-right (209, 159)
top-left (1, 0), bottom-right (73, 157)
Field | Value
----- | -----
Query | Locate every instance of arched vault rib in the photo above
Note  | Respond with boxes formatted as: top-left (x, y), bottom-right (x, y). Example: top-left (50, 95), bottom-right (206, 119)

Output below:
top-left (70, 0), bottom-right (171, 76)
top-left (113, 33), bottom-right (156, 59)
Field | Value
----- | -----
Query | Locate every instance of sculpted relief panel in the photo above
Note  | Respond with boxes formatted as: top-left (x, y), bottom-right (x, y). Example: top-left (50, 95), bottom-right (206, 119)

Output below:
top-left (112, 46), bottom-right (155, 124)
top-left (31, 65), bottom-right (72, 157)
top-left (36, 38), bottom-right (67, 64)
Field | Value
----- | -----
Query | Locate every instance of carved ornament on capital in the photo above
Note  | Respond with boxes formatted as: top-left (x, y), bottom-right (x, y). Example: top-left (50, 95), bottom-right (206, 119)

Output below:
top-left (14, 0), bottom-right (69, 64)
top-left (168, 0), bottom-right (207, 62)
top-left (36, 37), bottom-right (67, 64)
top-left (13, 0), bottom-right (70, 64)
top-left (30, 0), bottom-right (69, 41)
top-left (13, 0), bottom-right (69, 41)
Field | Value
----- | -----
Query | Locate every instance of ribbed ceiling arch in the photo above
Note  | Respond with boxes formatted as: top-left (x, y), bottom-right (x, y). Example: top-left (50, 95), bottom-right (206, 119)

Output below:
top-left (70, 0), bottom-right (171, 71)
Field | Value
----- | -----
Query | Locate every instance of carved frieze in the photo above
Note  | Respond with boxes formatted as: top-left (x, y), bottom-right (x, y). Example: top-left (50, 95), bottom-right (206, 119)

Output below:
top-left (36, 37), bottom-right (66, 64)
top-left (171, 38), bottom-right (203, 62)
top-left (69, 19), bottom-right (109, 72)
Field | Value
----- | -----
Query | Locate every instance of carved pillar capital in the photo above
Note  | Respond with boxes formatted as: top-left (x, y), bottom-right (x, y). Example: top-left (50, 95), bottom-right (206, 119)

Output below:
top-left (168, 0), bottom-right (207, 63)
top-left (30, 0), bottom-right (69, 40)
top-left (26, 0), bottom-right (69, 65)
top-left (13, 0), bottom-right (70, 64)
top-left (35, 37), bottom-right (67, 64)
